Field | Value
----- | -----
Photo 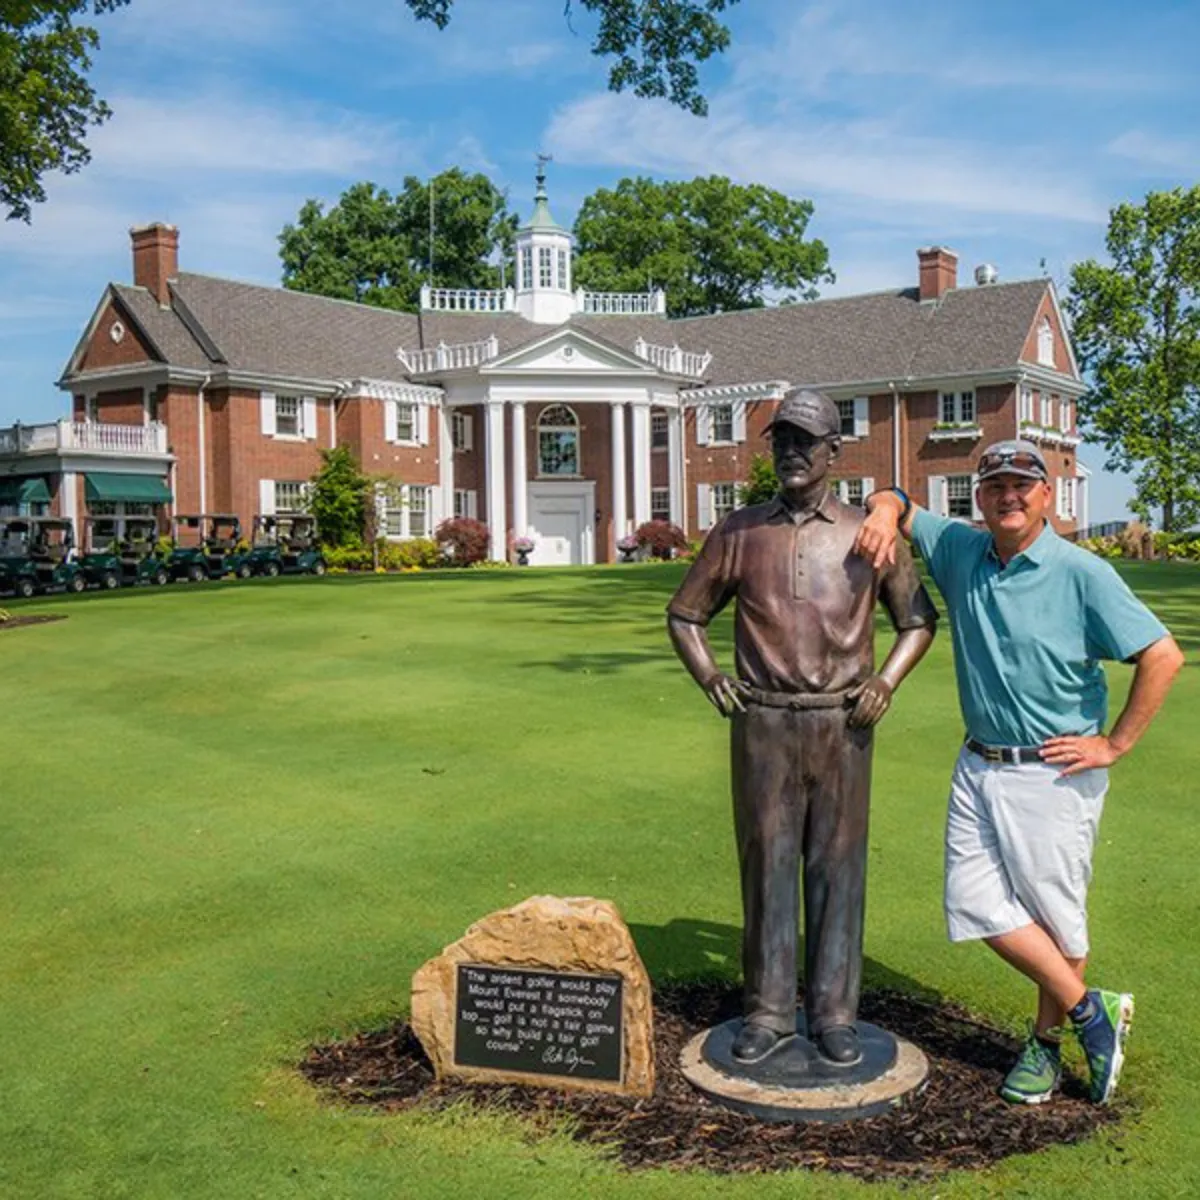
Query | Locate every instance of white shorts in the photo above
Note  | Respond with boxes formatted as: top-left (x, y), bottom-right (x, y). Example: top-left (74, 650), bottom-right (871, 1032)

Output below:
top-left (944, 746), bottom-right (1108, 958)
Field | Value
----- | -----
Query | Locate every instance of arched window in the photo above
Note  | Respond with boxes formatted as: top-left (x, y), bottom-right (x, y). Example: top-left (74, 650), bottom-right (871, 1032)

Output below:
top-left (537, 404), bottom-right (580, 476)
top-left (1037, 317), bottom-right (1054, 366)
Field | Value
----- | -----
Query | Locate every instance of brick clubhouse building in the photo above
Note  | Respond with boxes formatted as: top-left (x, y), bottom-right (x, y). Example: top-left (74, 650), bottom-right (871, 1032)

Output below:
top-left (1, 171), bottom-right (1089, 564)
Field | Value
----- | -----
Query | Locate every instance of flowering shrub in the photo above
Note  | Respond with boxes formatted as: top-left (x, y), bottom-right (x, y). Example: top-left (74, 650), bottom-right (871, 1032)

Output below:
top-left (436, 517), bottom-right (490, 565)
top-left (377, 537), bottom-right (443, 570)
top-left (323, 545), bottom-right (372, 571)
top-left (634, 520), bottom-right (688, 559)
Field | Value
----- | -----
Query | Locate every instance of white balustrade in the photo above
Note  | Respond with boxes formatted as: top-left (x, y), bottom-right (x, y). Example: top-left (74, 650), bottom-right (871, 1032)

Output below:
top-left (420, 285), bottom-right (515, 313)
top-left (0, 420), bottom-right (168, 456)
top-left (580, 289), bottom-right (666, 316)
top-left (632, 338), bottom-right (712, 380)
top-left (398, 336), bottom-right (500, 375)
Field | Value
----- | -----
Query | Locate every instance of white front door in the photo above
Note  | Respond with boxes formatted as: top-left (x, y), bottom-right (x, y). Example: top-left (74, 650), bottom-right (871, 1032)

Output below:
top-left (527, 481), bottom-right (595, 566)
top-left (533, 507), bottom-right (582, 565)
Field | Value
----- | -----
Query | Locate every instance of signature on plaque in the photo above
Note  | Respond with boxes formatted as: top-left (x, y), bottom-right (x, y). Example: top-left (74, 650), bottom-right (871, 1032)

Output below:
top-left (541, 1044), bottom-right (597, 1072)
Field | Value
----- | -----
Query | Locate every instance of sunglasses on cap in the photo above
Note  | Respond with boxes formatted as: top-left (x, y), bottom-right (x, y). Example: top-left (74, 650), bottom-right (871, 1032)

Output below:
top-left (977, 450), bottom-right (1046, 479)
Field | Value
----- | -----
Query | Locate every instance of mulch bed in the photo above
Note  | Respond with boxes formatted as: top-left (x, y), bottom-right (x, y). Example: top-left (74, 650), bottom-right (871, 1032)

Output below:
top-left (300, 981), bottom-right (1124, 1181)
top-left (0, 614), bottom-right (66, 631)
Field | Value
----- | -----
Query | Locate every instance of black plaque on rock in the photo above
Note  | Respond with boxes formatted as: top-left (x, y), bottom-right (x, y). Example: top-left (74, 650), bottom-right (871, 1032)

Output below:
top-left (454, 964), bottom-right (624, 1083)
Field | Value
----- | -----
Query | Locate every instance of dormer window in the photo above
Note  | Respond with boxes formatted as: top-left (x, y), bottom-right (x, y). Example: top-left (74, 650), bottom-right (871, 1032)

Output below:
top-left (1037, 317), bottom-right (1054, 366)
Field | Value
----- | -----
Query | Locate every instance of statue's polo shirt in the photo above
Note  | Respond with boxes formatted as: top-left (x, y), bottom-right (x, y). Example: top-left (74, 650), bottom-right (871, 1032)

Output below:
top-left (668, 490), bottom-right (937, 695)
top-left (911, 511), bottom-right (1169, 747)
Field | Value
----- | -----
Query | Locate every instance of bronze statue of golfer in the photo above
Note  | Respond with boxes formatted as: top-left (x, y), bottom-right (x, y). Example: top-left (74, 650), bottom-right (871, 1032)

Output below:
top-left (667, 389), bottom-right (937, 1067)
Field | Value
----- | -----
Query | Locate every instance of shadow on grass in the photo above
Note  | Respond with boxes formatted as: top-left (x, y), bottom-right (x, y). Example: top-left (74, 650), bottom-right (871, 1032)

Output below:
top-left (519, 649), bottom-right (677, 675)
top-left (629, 917), bottom-right (941, 1006)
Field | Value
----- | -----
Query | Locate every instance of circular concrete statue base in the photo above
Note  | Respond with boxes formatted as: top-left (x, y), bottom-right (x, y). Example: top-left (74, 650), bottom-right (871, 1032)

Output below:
top-left (680, 1015), bottom-right (929, 1124)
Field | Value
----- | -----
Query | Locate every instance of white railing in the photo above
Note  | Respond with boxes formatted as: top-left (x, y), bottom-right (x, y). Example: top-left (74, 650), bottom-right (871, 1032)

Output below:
top-left (397, 335), bottom-right (500, 375)
top-left (579, 288), bottom-right (667, 316)
top-left (420, 285), bottom-right (515, 313)
top-left (0, 420), bottom-right (168, 456)
top-left (633, 338), bottom-right (712, 380)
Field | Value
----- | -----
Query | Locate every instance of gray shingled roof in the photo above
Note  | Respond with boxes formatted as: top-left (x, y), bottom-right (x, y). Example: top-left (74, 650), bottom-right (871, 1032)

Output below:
top-left (112, 285), bottom-right (212, 370)
top-left (73, 272), bottom-right (1052, 389)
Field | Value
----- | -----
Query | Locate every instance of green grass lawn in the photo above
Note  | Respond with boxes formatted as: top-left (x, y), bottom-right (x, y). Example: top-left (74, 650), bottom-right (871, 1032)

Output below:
top-left (2, 563), bottom-right (1198, 1199)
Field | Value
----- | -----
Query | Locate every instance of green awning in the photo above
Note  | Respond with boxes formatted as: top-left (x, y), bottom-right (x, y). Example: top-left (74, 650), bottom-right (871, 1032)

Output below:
top-left (0, 475), bottom-right (51, 504)
top-left (85, 472), bottom-right (171, 504)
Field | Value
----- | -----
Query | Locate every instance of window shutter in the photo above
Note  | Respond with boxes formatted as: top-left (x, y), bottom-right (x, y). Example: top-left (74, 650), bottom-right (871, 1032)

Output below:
top-left (1056, 477), bottom-right (1066, 519)
top-left (695, 407), bottom-right (711, 446)
top-left (732, 401), bottom-right (747, 443)
top-left (697, 483), bottom-right (712, 529)
top-left (417, 404), bottom-right (430, 446)
top-left (259, 479), bottom-right (275, 517)
top-left (862, 476), bottom-right (875, 501)
top-left (302, 396), bottom-right (317, 439)
top-left (384, 400), bottom-right (397, 443)
top-left (971, 474), bottom-right (983, 521)
top-left (927, 475), bottom-right (947, 517)
top-left (853, 397), bottom-right (870, 438)
top-left (835, 481), bottom-right (848, 502)
top-left (429, 485), bottom-right (445, 531)
top-left (260, 392), bottom-right (276, 437)
top-left (462, 412), bottom-right (474, 452)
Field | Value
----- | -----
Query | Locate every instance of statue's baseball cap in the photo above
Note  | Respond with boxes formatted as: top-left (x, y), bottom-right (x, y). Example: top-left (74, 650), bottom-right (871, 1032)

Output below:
top-left (976, 438), bottom-right (1048, 482)
top-left (766, 388), bottom-right (841, 438)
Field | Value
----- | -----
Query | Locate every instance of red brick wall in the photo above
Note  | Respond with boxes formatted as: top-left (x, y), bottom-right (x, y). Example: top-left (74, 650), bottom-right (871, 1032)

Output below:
top-left (1020, 290), bottom-right (1074, 375)
top-left (453, 405), bottom-right (485, 519)
top-left (161, 386), bottom-right (201, 514)
top-left (831, 393), bottom-right (895, 491)
top-left (76, 301), bottom-right (157, 372)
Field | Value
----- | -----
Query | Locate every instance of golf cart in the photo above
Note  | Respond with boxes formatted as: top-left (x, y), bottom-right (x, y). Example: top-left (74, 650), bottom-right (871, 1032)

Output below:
top-left (80, 516), bottom-right (170, 589)
top-left (0, 517), bottom-right (86, 598)
top-left (248, 515), bottom-right (326, 577)
top-left (168, 514), bottom-right (252, 582)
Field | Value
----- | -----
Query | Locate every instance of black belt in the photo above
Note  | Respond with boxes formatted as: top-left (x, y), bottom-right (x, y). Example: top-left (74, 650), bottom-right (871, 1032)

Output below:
top-left (965, 737), bottom-right (1043, 765)
top-left (742, 687), bottom-right (854, 711)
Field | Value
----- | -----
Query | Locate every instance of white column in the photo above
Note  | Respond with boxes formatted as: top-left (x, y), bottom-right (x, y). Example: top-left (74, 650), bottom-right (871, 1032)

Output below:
top-left (511, 401), bottom-right (527, 538)
top-left (610, 401), bottom-right (627, 540)
top-left (438, 403), bottom-right (454, 526)
top-left (667, 404), bottom-right (683, 527)
top-left (485, 401), bottom-right (507, 561)
top-left (60, 471), bottom-right (78, 541)
top-left (631, 400), bottom-right (652, 527)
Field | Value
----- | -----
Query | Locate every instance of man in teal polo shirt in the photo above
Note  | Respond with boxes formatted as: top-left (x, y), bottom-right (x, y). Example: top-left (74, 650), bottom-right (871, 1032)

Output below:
top-left (855, 439), bottom-right (1183, 1105)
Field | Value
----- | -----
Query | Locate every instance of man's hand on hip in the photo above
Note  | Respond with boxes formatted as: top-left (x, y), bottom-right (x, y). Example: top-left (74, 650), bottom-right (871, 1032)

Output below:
top-left (703, 673), bottom-right (749, 718)
top-left (1040, 734), bottom-right (1122, 776)
top-left (847, 676), bottom-right (893, 728)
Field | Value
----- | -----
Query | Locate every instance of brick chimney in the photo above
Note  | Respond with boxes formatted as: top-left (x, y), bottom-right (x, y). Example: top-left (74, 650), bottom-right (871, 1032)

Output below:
top-left (130, 222), bottom-right (179, 306)
top-left (917, 245), bottom-right (958, 302)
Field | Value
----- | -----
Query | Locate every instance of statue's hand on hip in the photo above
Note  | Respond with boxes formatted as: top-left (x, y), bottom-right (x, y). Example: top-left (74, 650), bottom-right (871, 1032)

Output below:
top-left (847, 676), bottom-right (893, 728)
top-left (703, 673), bottom-right (749, 718)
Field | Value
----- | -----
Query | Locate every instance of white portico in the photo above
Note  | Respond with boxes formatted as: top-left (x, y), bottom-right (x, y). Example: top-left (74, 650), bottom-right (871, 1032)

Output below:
top-left (426, 326), bottom-right (701, 563)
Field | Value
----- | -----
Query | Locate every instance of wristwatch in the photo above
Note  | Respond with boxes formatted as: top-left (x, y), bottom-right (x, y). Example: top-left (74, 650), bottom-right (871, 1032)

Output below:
top-left (887, 486), bottom-right (912, 522)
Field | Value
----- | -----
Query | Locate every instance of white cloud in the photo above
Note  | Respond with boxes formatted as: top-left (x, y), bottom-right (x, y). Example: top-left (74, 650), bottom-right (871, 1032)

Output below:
top-left (1106, 130), bottom-right (1198, 173)
top-left (546, 92), bottom-right (1103, 224)
top-left (89, 93), bottom-right (402, 179)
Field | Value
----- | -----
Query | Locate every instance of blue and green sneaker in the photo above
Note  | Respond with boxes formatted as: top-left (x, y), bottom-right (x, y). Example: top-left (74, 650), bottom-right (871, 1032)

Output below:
top-left (1073, 989), bottom-right (1135, 1104)
top-left (999, 1031), bottom-right (1062, 1105)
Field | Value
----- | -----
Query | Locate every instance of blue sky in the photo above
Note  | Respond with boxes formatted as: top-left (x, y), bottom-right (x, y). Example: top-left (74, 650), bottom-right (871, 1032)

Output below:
top-left (2, 0), bottom-right (1196, 522)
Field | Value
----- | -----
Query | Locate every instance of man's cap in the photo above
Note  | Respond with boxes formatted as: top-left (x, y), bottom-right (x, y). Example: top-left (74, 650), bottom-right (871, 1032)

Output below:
top-left (766, 388), bottom-right (841, 438)
top-left (976, 438), bottom-right (1048, 482)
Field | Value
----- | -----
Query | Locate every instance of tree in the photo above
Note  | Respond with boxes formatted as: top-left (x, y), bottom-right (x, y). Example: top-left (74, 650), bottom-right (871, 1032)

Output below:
top-left (309, 446), bottom-right (373, 548)
top-left (1, 0), bottom-right (128, 222)
top-left (1067, 188), bottom-right (1200, 532)
top-left (279, 171), bottom-right (517, 310)
top-left (403, 0), bottom-right (739, 116)
top-left (573, 176), bottom-right (833, 316)
top-left (738, 453), bottom-right (778, 506)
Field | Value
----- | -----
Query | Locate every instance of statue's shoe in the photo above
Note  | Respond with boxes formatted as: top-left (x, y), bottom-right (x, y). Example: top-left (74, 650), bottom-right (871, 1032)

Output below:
top-left (730, 1022), bottom-right (789, 1063)
top-left (815, 1025), bottom-right (862, 1066)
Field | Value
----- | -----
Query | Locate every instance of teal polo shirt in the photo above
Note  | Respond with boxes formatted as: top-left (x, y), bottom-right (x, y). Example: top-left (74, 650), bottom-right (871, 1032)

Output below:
top-left (911, 512), bottom-right (1169, 746)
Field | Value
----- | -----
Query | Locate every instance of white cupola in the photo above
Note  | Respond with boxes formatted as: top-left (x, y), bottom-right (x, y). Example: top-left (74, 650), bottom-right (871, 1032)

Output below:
top-left (514, 157), bottom-right (575, 324)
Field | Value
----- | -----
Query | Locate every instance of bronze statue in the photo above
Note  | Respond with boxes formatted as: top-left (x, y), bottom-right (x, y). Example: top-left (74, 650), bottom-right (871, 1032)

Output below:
top-left (667, 389), bottom-right (937, 1067)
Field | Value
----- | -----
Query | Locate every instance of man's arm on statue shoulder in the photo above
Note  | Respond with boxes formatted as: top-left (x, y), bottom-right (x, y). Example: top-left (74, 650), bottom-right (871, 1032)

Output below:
top-left (666, 521), bottom-right (745, 717)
